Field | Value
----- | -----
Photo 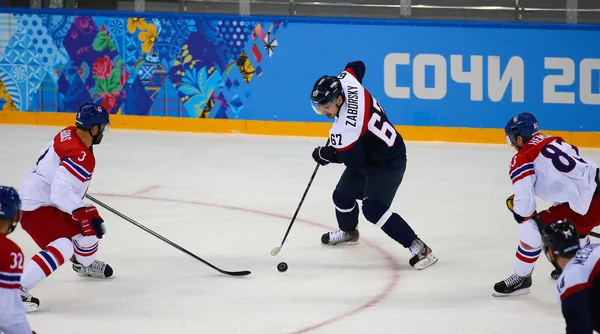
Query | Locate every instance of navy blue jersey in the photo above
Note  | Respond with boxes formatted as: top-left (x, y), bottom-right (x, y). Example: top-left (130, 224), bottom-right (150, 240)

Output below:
top-left (556, 243), bottom-right (600, 334)
top-left (328, 61), bottom-right (406, 169)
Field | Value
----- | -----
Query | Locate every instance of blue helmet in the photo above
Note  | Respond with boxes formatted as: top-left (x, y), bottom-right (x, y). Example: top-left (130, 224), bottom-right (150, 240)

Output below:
top-left (505, 112), bottom-right (539, 147)
top-left (76, 102), bottom-right (110, 132)
top-left (0, 186), bottom-right (22, 235)
top-left (75, 102), bottom-right (110, 145)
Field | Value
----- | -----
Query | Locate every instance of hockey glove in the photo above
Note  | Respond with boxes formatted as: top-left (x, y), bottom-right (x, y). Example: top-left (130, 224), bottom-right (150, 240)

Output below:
top-left (506, 194), bottom-right (539, 225)
top-left (312, 146), bottom-right (340, 166)
top-left (506, 194), bottom-right (515, 212)
top-left (73, 206), bottom-right (106, 238)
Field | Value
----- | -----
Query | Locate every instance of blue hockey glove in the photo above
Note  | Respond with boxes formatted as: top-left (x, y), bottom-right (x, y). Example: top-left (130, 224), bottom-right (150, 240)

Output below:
top-left (312, 146), bottom-right (340, 166)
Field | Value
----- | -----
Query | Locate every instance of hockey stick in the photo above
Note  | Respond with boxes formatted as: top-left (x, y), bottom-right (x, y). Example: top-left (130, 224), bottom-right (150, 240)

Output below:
top-left (85, 194), bottom-right (251, 277)
top-left (270, 139), bottom-right (330, 256)
top-left (590, 231), bottom-right (600, 239)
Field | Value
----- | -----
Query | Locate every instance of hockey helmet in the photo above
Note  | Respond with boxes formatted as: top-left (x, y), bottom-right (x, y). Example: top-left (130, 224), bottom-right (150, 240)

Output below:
top-left (76, 102), bottom-right (110, 145)
top-left (541, 219), bottom-right (580, 258)
top-left (310, 75), bottom-right (343, 115)
top-left (0, 186), bottom-right (22, 235)
top-left (505, 112), bottom-right (539, 147)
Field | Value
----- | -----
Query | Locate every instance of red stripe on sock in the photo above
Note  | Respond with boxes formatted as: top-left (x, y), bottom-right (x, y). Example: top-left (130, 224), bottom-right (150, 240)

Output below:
top-left (74, 247), bottom-right (98, 257)
top-left (47, 246), bottom-right (65, 265)
top-left (516, 251), bottom-right (539, 264)
top-left (32, 254), bottom-right (52, 276)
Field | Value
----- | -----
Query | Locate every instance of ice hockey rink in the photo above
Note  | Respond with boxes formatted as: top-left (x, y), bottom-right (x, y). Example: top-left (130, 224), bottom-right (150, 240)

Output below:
top-left (1, 124), bottom-right (599, 334)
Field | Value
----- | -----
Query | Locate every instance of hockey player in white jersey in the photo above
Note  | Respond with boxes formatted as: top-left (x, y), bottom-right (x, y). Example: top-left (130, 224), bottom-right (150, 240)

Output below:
top-left (0, 186), bottom-right (36, 334)
top-left (309, 61), bottom-right (437, 270)
top-left (493, 112), bottom-right (600, 297)
top-left (17, 102), bottom-right (113, 312)
top-left (541, 219), bottom-right (600, 333)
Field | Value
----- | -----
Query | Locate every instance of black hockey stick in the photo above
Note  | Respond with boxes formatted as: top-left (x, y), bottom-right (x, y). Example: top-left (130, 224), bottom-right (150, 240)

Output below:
top-left (271, 138), bottom-right (330, 256)
top-left (85, 194), bottom-right (251, 277)
top-left (590, 231), bottom-right (600, 239)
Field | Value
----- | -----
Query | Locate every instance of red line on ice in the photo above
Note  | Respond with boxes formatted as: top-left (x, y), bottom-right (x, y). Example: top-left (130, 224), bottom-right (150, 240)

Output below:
top-left (91, 192), bottom-right (402, 333)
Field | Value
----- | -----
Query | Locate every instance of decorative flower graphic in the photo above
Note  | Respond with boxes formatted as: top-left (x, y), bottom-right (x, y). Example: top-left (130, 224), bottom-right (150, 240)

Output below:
top-left (263, 32), bottom-right (277, 57)
top-left (176, 66), bottom-right (221, 115)
top-left (92, 55), bottom-right (113, 80)
top-left (108, 19), bottom-right (124, 36)
top-left (94, 26), bottom-right (117, 53)
top-left (127, 17), bottom-right (147, 34)
top-left (172, 44), bottom-right (200, 70)
top-left (139, 24), bottom-right (159, 54)
top-left (11, 66), bottom-right (26, 83)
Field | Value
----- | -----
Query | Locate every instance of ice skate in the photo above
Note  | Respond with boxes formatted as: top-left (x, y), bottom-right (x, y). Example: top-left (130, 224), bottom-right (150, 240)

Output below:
top-left (408, 238), bottom-right (438, 270)
top-left (493, 273), bottom-right (532, 297)
top-left (20, 286), bottom-right (39, 312)
top-left (321, 229), bottom-right (359, 246)
top-left (72, 259), bottom-right (114, 279)
top-left (550, 268), bottom-right (562, 280)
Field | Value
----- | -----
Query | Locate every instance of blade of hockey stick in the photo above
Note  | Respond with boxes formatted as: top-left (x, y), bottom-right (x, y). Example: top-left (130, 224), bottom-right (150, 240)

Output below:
top-left (85, 194), bottom-right (251, 276)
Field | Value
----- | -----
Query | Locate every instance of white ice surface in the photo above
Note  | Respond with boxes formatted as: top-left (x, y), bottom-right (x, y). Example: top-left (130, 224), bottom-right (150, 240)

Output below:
top-left (1, 124), bottom-right (599, 334)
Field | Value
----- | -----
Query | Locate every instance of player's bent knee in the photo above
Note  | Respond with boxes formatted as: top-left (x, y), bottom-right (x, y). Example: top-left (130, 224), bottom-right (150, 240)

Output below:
top-left (362, 201), bottom-right (392, 227)
top-left (518, 219), bottom-right (542, 248)
top-left (47, 237), bottom-right (74, 266)
top-left (333, 189), bottom-right (356, 212)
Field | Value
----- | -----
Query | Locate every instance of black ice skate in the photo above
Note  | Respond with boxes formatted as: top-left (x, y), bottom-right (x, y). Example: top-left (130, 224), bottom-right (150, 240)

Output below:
top-left (408, 238), bottom-right (438, 270)
top-left (321, 229), bottom-right (359, 246)
top-left (493, 273), bottom-right (532, 297)
top-left (72, 259), bottom-right (115, 279)
top-left (550, 268), bottom-right (562, 280)
top-left (20, 286), bottom-right (39, 312)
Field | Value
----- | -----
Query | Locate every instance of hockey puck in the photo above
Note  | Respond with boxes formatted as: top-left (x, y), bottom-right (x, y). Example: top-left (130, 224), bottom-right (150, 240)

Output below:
top-left (277, 262), bottom-right (288, 273)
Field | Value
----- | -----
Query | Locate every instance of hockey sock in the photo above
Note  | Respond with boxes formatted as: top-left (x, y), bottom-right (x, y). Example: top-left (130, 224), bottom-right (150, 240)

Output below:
top-left (362, 200), bottom-right (417, 248)
top-left (513, 219), bottom-right (542, 277)
top-left (333, 190), bottom-right (359, 232)
top-left (72, 235), bottom-right (99, 267)
top-left (21, 238), bottom-right (72, 291)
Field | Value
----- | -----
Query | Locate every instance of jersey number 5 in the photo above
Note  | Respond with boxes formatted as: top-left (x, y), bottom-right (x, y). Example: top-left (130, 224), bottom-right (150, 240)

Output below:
top-left (368, 97), bottom-right (397, 147)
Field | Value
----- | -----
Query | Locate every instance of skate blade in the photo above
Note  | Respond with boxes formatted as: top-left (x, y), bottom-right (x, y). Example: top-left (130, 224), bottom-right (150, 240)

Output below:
top-left (23, 302), bottom-right (39, 313)
top-left (321, 240), bottom-right (360, 247)
top-left (492, 288), bottom-right (530, 297)
top-left (414, 254), bottom-right (438, 270)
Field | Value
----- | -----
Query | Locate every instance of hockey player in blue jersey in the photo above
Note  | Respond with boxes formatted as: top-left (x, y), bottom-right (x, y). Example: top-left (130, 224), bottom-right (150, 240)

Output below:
top-left (309, 61), bottom-right (438, 270)
top-left (541, 219), bottom-right (600, 333)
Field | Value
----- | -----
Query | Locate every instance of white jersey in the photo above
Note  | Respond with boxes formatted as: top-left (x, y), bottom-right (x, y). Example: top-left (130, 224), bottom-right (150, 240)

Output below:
top-left (18, 126), bottom-right (95, 214)
top-left (328, 70), bottom-right (368, 151)
top-left (557, 243), bottom-right (600, 303)
top-left (510, 133), bottom-right (599, 218)
top-left (0, 235), bottom-right (32, 334)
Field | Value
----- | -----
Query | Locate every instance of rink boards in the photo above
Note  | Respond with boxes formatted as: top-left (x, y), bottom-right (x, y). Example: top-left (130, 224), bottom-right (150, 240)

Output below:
top-left (0, 9), bottom-right (599, 146)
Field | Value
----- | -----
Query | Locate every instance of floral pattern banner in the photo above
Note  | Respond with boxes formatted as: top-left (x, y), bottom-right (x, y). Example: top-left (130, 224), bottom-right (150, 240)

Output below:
top-left (0, 12), bottom-right (285, 119)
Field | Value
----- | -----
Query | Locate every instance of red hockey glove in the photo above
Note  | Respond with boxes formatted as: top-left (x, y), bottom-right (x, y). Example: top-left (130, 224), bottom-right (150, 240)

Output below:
top-left (73, 206), bottom-right (106, 238)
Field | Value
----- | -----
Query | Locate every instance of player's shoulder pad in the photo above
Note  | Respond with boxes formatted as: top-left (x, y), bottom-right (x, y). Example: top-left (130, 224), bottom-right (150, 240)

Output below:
top-left (508, 133), bottom-right (556, 174)
top-left (329, 86), bottom-right (369, 151)
top-left (342, 61), bottom-right (366, 84)
top-left (53, 126), bottom-right (95, 173)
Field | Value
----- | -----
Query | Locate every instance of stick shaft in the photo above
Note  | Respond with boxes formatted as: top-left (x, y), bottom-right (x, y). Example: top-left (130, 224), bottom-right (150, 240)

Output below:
top-left (85, 194), bottom-right (250, 276)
